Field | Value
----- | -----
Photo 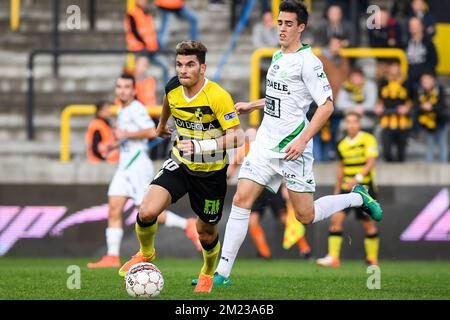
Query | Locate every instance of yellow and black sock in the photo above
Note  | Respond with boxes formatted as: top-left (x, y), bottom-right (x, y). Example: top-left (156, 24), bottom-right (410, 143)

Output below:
top-left (135, 214), bottom-right (158, 258)
top-left (328, 231), bottom-right (343, 259)
top-left (200, 235), bottom-right (221, 276)
top-left (364, 233), bottom-right (380, 262)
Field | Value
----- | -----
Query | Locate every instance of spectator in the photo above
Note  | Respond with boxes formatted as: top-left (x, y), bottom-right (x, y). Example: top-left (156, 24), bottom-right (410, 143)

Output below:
top-left (155, 0), bottom-right (198, 48)
top-left (316, 34), bottom-right (351, 161)
top-left (410, 0), bottom-right (436, 38)
top-left (336, 67), bottom-right (378, 132)
top-left (125, 0), bottom-right (169, 83)
top-left (368, 6), bottom-right (403, 48)
top-left (252, 10), bottom-right (279, 49)
top-left (252, 10), bottom-right (278, 99)
top-left (414, 72), bottom-right (449, 162)
top-left (375, 60), bottom-right (413, 162)
top-left (85, 101), bottom-right (119, 164)
top-left (406, 16), bottom-right (438, 86)
top-left (316, 4), bottom-right (352, 47)
top-left (134, 56), bottom-right (157, 107)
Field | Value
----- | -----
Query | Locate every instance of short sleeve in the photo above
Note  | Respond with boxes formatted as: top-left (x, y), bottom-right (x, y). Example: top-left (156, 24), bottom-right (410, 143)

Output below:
top-left (302, 55), bottom-right (333, 106)
top-left (212, 88), bottom-right (240, 131)
top-left (133, 103), bottom-right (155, 130)
top-left (365, 134), bottom-right (379, 158)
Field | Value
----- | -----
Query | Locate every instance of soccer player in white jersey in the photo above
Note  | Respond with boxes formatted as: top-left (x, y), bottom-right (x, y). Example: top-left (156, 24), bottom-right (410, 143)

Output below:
top-left (193, 0), bottom-right (382, 285)
top-left (88, 73), bottom-right (200, 268)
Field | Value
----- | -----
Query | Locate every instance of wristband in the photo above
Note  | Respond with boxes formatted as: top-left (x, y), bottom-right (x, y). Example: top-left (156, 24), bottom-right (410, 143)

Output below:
top-left (191, 139), bottom-right (218, 154)
top-left (355, 174), bottom-right (364, 182)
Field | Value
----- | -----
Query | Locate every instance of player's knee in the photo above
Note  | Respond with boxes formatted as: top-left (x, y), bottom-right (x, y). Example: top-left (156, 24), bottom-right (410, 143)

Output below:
top-left (232, 191), bottom-right (252, 209)
top-left (138, 204), bottom-right (159, 223)
top-left (295, 210), bottom-right (314, 225)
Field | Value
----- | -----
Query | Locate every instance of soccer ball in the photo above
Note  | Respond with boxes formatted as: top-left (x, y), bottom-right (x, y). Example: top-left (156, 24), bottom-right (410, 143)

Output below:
top-left (125, 262), bottom-right (164, 298)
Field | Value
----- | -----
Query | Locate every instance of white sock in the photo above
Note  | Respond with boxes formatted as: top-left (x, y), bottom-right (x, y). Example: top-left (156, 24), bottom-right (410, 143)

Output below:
top-left (216, 205), bottom-right (251, 278)
top-left (163, 210), bottom-right (187, 229)
top-left (106, 227), bottom-right (123, 256)
top-left (313, 193), bottom-right (363, 223)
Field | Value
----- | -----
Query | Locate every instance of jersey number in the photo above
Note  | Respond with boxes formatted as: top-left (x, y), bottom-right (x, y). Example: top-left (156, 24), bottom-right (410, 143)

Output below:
top-left (162, 158), bottom-right (179, 171)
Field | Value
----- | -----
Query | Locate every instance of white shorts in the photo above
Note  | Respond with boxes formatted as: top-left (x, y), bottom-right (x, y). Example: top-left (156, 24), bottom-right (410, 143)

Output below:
top-left (107, 151), bottom-right (154, 206)
top-left (238, 143), bottom-right (316, 193)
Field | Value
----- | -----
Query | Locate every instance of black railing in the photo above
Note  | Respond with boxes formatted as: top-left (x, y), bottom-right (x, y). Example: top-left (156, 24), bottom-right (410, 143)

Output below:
top-left (27, 48), bottom-right (174, 140)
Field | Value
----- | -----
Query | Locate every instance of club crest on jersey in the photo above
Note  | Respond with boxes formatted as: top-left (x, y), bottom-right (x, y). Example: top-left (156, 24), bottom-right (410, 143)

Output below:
top-left (195, 108), bottom-right (203, 120)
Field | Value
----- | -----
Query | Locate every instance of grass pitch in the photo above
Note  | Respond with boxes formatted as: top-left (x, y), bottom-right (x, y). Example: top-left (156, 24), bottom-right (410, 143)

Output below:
top-left (0, 258), bottom-right (449, 300)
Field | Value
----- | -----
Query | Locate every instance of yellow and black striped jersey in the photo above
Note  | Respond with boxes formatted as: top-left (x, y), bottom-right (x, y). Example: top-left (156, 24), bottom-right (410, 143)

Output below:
top-left (337, 131), bottom-right (378, 191)
top-left (165, 76), bottom-right (240, 174)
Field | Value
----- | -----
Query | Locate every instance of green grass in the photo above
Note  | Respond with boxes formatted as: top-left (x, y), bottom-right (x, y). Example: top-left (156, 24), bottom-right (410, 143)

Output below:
top-left (0, 258), bottom-right (449, 300)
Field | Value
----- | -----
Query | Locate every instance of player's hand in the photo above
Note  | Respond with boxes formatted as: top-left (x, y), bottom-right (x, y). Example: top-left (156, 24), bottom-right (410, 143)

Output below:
top-left (114, 129), bottom-right (128, 139)
top-left (176, 137), bottom-right (194, 156)
top-left (284, 138), bottom-right (307, 161)
top-left (235, 102), bottom-right (254, 115)
top-left (346, 178), bottom-right (359, 189)
top-left (156, 123), bottom-right (172, 137)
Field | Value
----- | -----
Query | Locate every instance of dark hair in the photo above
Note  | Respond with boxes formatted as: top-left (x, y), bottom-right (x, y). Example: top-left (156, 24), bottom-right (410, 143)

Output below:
top-left (350, 67), bottom-right (364, 76)
top-left (176, 40), bottom-right (208, 64)
top-left (420, 70), bottom-right (436, 78)
top-left (95, 100), bottom-right (112, 115)
top-left (119, 72), bottom-right (136, 87)
top-left (279, 0), bottom-right (309, 26)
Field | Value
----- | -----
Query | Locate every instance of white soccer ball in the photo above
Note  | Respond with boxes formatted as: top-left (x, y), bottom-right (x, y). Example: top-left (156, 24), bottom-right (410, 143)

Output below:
top-left (125, 262), bottom-right (164, 298)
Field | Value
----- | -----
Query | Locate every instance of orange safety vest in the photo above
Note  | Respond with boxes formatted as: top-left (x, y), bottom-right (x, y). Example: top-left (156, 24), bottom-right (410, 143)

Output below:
top-left (155, 0), bottom-right (185, 10)
top-left (136, 76), bottom-right (157, 107)
top-left (85, 118), bottom-right (119, 164)
top-left (125, 5), bottom-right (159, 52)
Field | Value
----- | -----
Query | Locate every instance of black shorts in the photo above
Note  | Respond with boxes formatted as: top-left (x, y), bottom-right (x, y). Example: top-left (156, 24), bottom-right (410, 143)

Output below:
top-left (341, 185), bottom-right (378, 220)
top-left (251, 188), bottom-right (286, 218)
top-left (151, 158), bottom-right (227, 225)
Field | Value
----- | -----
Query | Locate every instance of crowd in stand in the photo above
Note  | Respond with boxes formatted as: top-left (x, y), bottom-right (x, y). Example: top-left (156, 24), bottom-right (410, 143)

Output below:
top-left (253, 0), bottom-right (448, 163)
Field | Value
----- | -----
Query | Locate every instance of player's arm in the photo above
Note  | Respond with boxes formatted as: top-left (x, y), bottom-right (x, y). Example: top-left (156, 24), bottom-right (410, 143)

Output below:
top-left (235, 98), bottom-right (265, 114)
top-left (346, 157), bottom-right (376, 189)
top-left (285, 98), bottom-right (334, 160)
top-left (114, 127), bottom-right (157, 140)
top-left (156, 95), bottom-right (172, 137)
top-left (177, 124), bottom-right (244, 156)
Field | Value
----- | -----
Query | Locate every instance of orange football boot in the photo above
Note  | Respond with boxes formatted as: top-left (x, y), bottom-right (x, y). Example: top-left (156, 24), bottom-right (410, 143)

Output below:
top-left (118, 251), bottom-right (156, 277)
top-left (194, 273), bottom-right (214, 293)
top-left (87, 255), bottom-right (121, 268)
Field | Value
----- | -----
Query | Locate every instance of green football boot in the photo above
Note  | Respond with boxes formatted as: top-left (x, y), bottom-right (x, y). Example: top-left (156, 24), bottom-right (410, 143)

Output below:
top-left (351, 184), bottom-right (383, 222)
top-left (191, 272), bottom-right (232, 286)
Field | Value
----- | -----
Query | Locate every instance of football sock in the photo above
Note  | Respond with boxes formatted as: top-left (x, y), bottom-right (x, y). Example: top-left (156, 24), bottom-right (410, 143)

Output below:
top-left (328, 231), bottom-right (343, 259)
top-left (297, 236), bottom-right (311, 254)
top-left (313, 193), bottom-right (363, 223)
top-left (106, 227), bottom-right (123, 256)
top-left (136, 214), bottom-right (158, 258)
top-left (164, 210), bottom-right (187, 230)
top-left (249, 223), bottom-right (271, 258)
top-left (200, 235), bottom-right (220, 276)
top-left (216, 205), bottom-right (250, 278)
top-left (365, 233), bottom-right (380, 262)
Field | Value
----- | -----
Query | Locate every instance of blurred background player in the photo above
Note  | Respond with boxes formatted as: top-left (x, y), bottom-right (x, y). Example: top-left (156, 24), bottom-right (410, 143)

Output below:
top-left (87, 73), bottom-right (200, 268)
top-left (227, 128), bottom-right (311, 260)
top-left (85, 100), bottom-right (119, 164)
top-left (317, 112), bottom-right (380, 267)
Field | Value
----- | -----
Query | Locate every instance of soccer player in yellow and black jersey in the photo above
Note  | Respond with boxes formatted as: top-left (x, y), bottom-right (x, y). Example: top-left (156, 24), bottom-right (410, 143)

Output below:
top-left (119, 40), bottom-right (244, 293)
top-left (317, 112), bottom-right (380, 267)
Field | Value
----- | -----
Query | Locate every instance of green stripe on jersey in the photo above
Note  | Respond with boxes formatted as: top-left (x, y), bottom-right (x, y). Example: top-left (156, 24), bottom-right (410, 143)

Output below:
top-left (272, 121), bottom-right (305, 152)
top-left (124, 150), bottom-right (141, 170)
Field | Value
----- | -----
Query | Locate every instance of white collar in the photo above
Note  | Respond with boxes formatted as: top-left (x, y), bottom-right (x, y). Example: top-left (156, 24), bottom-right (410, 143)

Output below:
top-left (182, 78), bottom-right (209, 103)
top-left (347, 131), bottom-right (362, 144)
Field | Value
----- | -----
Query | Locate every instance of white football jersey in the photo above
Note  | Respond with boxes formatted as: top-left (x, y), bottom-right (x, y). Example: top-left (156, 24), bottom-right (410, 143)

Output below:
top-left (255, 44), bottom-right (333, 158)
top-left (116, 99), bottom-right (155, 168)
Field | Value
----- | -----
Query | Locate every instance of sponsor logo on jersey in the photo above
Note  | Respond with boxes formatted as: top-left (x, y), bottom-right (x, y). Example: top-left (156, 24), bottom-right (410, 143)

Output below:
top-left (273, 64), bottom-right (280, 70)
top-left (314, 65), bottom-right (322, 71)
top-left (317, 72), bottom-right (327, 79)
top-left (267, 79), bottom-right (288, 92)
top-left (224, 111), bottom-right (237, 121)
top-left (204, 199), bottom-right (221, 215)
top-left (173, 117), bottom-right (220, 131)
top-left (323, 84), bottom-right (332, 91)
